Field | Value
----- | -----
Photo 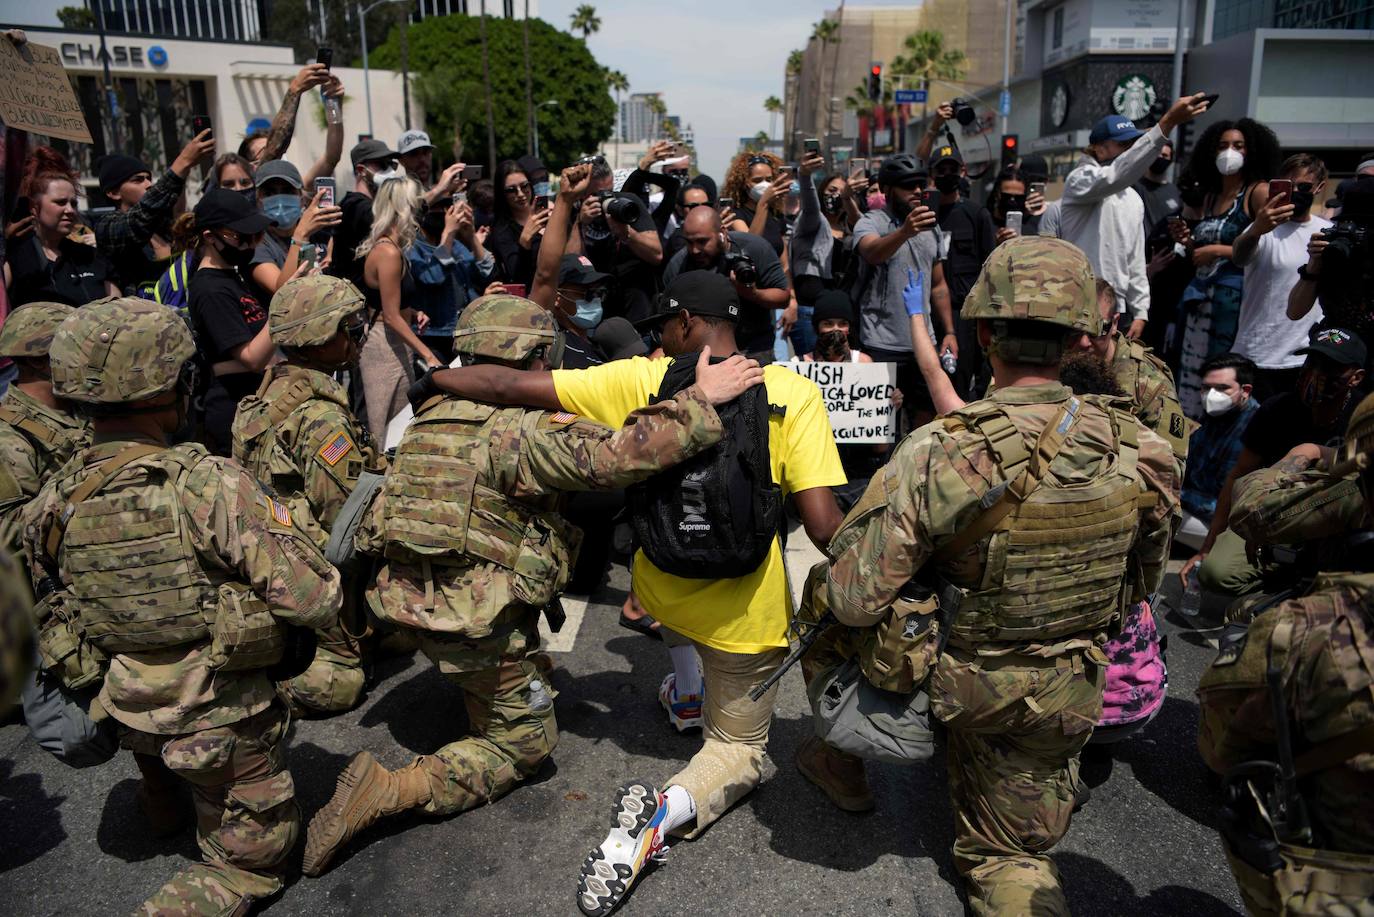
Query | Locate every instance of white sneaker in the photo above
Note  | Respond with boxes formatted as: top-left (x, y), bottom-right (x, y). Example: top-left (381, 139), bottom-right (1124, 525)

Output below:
top-left (658, 673), bottom-right (703, 733)
top-left (576, 781), bottom-right (668, 916)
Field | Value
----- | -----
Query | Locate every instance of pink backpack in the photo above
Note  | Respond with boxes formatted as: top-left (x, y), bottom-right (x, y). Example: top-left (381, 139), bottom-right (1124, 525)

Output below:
top-left (1095, 600), bottom-right (1167, 737)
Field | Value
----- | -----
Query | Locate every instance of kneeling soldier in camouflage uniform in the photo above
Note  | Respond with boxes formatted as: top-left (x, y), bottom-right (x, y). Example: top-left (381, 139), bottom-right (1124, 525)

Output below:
top-left (822, 238), bottom-right (1180, 914)
top-left (0, 301), bottom-right (90, 551)
top-left (22, 297), bottom-right (342, 916)
top-left (302, 294), bottom-right (762, 877)
top-left (1198, 393), bottom-right (1374, 917)
top-left (233, 275), bottom-right (383, 717)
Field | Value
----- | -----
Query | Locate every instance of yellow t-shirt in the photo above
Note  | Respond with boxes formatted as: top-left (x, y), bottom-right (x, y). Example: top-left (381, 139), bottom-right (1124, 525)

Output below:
top-left (552, 356), bottom-right (846, 653)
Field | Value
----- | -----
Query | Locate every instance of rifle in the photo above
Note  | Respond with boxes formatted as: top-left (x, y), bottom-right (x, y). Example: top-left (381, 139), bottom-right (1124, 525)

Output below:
top-left (748, 611), bottom-right (837, 702)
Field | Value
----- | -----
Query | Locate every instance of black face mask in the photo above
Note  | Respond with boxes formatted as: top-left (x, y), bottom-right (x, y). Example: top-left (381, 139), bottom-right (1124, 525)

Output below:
top-left (1149, 157), bottom-right (1171, 176)
top-left (214, 237), bottom-right (255, 269)
top-left (821, 192), bottom-right (844, 215)
top-left (998, 194), bottom-right (1026, 218)
top-left (934, 174), bottom-right (960, 194)
top-left (1289, 189), bottom-right (1315, 219)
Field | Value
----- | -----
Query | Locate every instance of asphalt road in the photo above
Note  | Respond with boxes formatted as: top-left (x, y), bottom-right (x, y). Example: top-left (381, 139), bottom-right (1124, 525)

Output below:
top-left (0, 543), bottom-right (1246, 917)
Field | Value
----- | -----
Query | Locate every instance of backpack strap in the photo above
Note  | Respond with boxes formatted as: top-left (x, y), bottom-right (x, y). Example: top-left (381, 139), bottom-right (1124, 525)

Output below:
top-left (0, 406), bottom-right (61, 450)
top-left (931, 397), bottom-right (1080, 564)
top-left (1294, 723), bottom-right (1374, 778)
top-left (43, 444), bottom-right (165, 563)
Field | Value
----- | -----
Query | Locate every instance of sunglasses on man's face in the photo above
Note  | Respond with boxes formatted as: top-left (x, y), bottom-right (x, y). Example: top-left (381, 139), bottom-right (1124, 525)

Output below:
top-left (681, 201), bottom-right (710, 211)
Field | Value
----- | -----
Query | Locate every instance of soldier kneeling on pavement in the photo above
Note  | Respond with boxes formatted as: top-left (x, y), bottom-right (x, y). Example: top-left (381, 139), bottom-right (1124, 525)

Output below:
top-left (810, 237), bottom-right (1180, 915)
top-left (1198, 391), bottom-right (1374, 917)
top-left (20, 297), bottom-right (343, 915)
top-left (232, 275), bottom-right (385, 717)
top-left (301, 293), bottom-right (763, 878)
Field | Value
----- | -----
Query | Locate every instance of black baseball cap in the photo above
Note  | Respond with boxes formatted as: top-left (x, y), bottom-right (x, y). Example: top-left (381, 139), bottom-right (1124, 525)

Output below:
top-left (1295, 327), bottom-right (1367, 367)
top-left (635, 270), bottom-right (740, 328)
top-left (591, 316), bottom-right (649, 361)
top-left (558, 254), bottom-right (611, 288)
top-left (930, 142), bottom-right (962, 168)
top-left (193, 187), bottom-right (271, 234)
top-left (351, 138), bottom-right (398, 169)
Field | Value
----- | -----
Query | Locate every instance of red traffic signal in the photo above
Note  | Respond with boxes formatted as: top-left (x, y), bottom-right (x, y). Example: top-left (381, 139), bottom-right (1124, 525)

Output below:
top-left (871, 64), bottom-right (881, 76)
top-left (867, 62), bottom-right (883, 102)
top-left (1000, 133), bottom-right (1019, 168)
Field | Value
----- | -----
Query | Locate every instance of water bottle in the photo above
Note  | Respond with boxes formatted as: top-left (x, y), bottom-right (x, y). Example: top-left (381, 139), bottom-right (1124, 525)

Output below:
top-left (940, 348), bottom-right (957, 375)
top-left (1179, 568), bottom-right (1203, 617)
top-left (322, 89), bottom-right (342, 126)
top-left (528, 678), bottom-right (553, 714)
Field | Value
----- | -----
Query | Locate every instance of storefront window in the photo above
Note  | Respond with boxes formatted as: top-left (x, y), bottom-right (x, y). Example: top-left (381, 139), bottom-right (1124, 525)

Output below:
top-left (56, 73), bottom-right (209, 183)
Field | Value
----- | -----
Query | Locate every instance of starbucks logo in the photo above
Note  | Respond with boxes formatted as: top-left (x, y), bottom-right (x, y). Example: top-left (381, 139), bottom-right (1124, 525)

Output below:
top-left (1050, 83), bottom-right (1069, 128)
top-left (1112, 74), bottom-right (1157, 121)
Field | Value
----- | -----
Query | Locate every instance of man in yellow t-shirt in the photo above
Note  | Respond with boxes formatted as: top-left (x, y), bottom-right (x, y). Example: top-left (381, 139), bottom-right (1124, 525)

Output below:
top-left (416, 271), bottom-right (845, 916)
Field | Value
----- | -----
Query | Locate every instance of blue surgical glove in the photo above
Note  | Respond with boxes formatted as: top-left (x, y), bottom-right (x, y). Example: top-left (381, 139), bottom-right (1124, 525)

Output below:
top-left (903, 268), bottom-right (925, 317)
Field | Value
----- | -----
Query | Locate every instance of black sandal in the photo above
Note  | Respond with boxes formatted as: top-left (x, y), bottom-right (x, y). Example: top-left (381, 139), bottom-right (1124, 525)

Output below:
top-left (618, 611), bottom-right (662, 640)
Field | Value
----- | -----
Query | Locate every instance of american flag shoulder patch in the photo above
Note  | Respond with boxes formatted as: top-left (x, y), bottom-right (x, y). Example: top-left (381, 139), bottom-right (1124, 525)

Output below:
top-left (317, 431), bottom-right (354, 466)
top-left (266, 497), bottom-right (292, 527)
top-left (548, 411), bottom-right (578, 425)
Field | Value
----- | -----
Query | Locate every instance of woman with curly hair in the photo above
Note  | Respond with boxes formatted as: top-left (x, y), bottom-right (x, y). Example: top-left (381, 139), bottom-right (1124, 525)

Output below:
top-left (1171, 117), bottom-right (1279, 416)
top-left (723, 151), bottom-right (790, 256)
top-left (357, 173), bottom-right (435, 436)
top-left (5, 146), bottom-right (117, 306)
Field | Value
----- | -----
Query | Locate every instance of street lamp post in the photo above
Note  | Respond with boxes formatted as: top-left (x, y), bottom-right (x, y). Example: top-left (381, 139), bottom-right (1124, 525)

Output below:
top-left (533, 100), bottom-right (558, 161)
top-left (358, 0), bottom-right (407, 138)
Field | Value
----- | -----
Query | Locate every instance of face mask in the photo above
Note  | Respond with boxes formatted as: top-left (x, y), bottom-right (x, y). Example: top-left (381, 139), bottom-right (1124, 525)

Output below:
top-left (237, 188), bottom-right (257, 207)
top-left (749, 180), bottom-right (770, 202)
top-left (1202, 388), bottom-right (1236, 417)
top-left (999, 194), bottom-right (1025, 217)
top-left (1149, 157), bottom-right (1171, 176)
top-left (369, 167), bottom-right (402, 191)
top-left (934, 174), bottom-right (960, 194)
top-left (214, 236), bottom-right (255, 268)
top-left (815, 329), bottom-right (850, 361)
top-left (1290, 189), bottom-right (1315, 219)
top-left (261, 194), bottom-right (302, 228)
top-left (571, 295), bottom-right (604, 329)
top-left (821, 192), bottom-right (844, 214)
top-left (1215, 149), bottom-right (1245, 176)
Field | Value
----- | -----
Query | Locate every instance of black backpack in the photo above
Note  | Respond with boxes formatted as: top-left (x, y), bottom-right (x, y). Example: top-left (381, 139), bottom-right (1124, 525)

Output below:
top-left (627, 352), bottom-right (783, 579)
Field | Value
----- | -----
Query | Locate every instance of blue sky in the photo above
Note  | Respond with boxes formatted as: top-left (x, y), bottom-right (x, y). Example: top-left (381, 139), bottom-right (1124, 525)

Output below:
top-left (539, 0), bottom-right (827, 178)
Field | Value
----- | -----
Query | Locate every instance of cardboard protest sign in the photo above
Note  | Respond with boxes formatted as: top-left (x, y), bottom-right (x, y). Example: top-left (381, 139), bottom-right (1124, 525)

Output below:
top-left (0, 40), bottom-right (93, 143)
top-left (783, 360), bottom-right (899, 443)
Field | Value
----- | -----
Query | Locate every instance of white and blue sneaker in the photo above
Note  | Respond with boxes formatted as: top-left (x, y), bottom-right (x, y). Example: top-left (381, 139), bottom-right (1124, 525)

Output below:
top-left (576, 781), bottom-right (668, 916)
top-left (659, 673), bottom-right (703, 733)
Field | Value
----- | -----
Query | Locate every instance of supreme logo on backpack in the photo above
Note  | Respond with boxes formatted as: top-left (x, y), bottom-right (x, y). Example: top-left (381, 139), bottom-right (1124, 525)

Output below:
top-left (627, 353), bottom-right (783, 579)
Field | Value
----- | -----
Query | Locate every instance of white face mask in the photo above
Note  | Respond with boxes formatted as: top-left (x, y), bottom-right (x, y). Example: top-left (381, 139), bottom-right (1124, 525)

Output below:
top-left (1203, 387), bottom-right (1237, 417)
top-left (1215, 149), bottom-right (1244, 176)
top-left (749, 180), bottom-right (770, 202)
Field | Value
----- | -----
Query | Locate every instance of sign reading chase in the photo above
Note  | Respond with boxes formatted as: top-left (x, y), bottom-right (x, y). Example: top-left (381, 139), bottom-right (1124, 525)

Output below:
top-left (60, 41), bottom-right (168, 69)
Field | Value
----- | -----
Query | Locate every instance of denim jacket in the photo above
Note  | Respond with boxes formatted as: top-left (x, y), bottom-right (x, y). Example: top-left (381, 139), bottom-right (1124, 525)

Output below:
top-left (407, 237), bottom-right (496, 337)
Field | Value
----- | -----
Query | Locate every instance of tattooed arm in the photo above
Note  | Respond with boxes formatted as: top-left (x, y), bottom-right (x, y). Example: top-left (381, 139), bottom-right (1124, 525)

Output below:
top-left (256, 64), bottom-right (329, 165)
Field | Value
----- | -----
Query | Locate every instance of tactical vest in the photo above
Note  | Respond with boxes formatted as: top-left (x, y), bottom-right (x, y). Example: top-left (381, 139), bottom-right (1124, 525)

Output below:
top-left (1116, 336), bottom-right (1190, 460)
top-left (58, 445), bottom-right (217, 653)
top-left (940, 398), bottom-right (1147, 644)
top-left (234, 366), bottom-right (368, 482)
top-left (380, 399), bottom-right (581, 607)
top-left (0, 402), bottom-right (84, 473)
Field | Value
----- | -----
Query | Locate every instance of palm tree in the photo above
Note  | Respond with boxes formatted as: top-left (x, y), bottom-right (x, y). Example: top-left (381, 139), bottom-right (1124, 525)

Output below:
top-left (811, 18), bottom-right (842, 148)
top-left (786, 49), bottom-right (804, 77)
top-left (606, 69), bottom-right (629, 162)
top-left (763, 96), bottom-right (783, 141)
top-left (846, 79), bottom-right (896, 156)
top-left (891, 29), bottom-right (967, 125)
top-left (646, 94), bottom-right (667, 142)
top-left (479, 0), bottom-right (496, 169)
top-left (784, 49), bottom-right (804, 160)
top-left (746, 131), bottom-right (770, 153)
top-left (570, 4), bottom-right (601, 41)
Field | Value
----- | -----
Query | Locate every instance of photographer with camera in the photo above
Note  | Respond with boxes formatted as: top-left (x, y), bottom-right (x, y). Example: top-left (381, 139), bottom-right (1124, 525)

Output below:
top-left (660, 207), bottom-right (790, 356)
top-left (569, 157), bottom-right (663, 324)
top-left (1289, 176), bottom-right (1374, 344)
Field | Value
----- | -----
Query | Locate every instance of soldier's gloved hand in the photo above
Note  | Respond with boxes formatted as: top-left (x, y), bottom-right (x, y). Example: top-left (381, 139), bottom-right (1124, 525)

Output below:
top-left (408, 367), bottom-right (441, 408)
top-left (903, 268), bottom-right (925, 317)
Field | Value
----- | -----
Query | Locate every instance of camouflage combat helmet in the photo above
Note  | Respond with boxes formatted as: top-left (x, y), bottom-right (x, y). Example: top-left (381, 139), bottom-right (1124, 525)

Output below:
top-left (1334, 391), bottom-right (1374, 479)
top-left (0, 301), bottom-right (75, 358)
top-left (452, 294), bottom-right (563, 367)
top-left (50, 297), bottom-right (196, 404)
top-left (269, 275), bottom-right (367, 347)
top-left (961, 236), bottom-right (1099, 364)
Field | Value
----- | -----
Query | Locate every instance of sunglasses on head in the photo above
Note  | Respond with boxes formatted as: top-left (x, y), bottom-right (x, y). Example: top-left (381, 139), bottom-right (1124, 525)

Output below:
top-left (748, 155), bottom-right (771, 166)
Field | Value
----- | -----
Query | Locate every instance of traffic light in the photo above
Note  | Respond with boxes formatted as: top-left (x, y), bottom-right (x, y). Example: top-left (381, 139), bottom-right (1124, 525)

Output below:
top-left (867, 62), bottom-right (882, 102)
top-left (1000, 133), bottom-right (1019, 169)
top-left (1176, 120), bottom-right (1195, 161)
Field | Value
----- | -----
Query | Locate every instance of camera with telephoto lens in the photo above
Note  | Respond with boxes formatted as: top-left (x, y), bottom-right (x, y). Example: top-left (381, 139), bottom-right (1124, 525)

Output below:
top-left (722, 249), bottom-right (758, 285)
top-left (1321, 220), bottom-right (1370, 272)
top-left (951, 98), bottom-right (977, 127)
top-left (598, 191), bottom-right (644, 225)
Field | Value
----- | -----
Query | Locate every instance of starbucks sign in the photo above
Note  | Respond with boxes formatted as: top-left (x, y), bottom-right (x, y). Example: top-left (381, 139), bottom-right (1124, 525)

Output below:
top-left (1112, 74), bottom-right (1157, 121)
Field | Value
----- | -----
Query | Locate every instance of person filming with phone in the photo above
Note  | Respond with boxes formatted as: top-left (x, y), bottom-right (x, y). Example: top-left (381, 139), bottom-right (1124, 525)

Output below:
top-left (247, 160), bottom-right (343, 297)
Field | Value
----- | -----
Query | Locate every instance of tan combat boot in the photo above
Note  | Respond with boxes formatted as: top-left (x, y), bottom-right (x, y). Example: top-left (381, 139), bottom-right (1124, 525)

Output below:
top-left (134, 752), bottom-right (192, 837)
top-left (796, 734), bottom-right (875, 812)
top-left (302, 750), bottom-right (433, 877)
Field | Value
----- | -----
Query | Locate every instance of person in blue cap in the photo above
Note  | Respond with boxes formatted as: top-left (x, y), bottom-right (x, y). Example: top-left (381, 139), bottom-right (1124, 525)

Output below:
top-left (1052, 95), bottom-right (1211, 343)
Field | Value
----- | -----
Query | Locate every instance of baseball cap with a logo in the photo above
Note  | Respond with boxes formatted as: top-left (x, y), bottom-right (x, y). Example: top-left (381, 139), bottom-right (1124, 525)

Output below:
top-left (1089, 115), bottom-right (1144, 145)
top-left (931, 143), bottom-right (962, 167)
top-left (635, 270), bottom-right (740, 328)
top-left (1295, 327), bottom-right (1368, 367)
top-left (397, 129), bottom-right (434, 155)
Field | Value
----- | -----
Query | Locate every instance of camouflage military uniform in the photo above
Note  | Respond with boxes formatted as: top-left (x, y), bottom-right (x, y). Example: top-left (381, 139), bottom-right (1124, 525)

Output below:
top-left (302, 295), bottom-right (726, 878)
top-left (823, 239), bottom-right (1181, 915)
top-left (232, 277), bottom-right (383, 717)
top-left (1108, 330), bottom-right (1190, 463)
top-left (22, 298), bottom-right (342, 916)
top-left (0, 301), bottom-right (90, 551)
top-left (0, 547), bottom-right (34, 710)
top-left (1197, 572), bottom-right (1374, 915)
